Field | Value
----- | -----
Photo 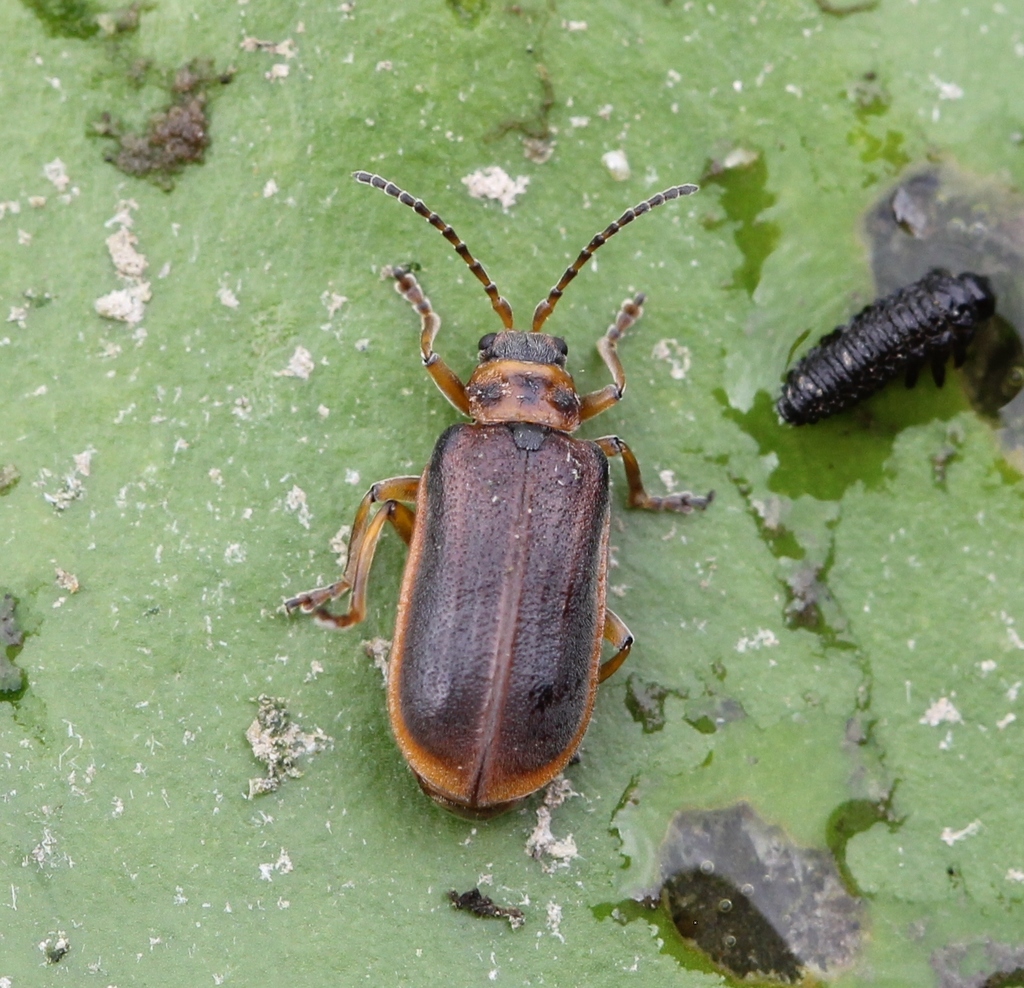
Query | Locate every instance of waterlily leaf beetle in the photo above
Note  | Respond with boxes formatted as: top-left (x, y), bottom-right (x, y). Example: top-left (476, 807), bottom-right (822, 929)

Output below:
top-left (287, 171), bottom-right (712, 816)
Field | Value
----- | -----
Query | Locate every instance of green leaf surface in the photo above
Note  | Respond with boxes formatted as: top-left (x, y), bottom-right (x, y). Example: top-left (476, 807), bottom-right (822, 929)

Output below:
top-left (2, 0), bottom-right (1023, 984)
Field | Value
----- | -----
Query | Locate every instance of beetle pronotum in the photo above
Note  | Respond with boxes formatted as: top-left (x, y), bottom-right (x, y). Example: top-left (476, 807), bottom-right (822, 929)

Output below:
top-left (287, 171), bottom-right (712, 817)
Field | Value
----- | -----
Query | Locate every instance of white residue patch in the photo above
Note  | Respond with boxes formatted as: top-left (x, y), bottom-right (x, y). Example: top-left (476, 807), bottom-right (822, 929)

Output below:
top-left (246, 695), bottom-right (332, 798)
top-left (106, 226), bottom-right (147, 277)
top-left (8, 305), bottom-right (28, 329)
top-left (363, 637), bottom-right (391, 685)
top-left (266, 63), bottom-right (290, 82)
top-left (217, 285), bottom-right (240, 309)
top-left (263, 178), bottom-right (279, 198)
top-left (919, 697), bottom-right (962, 727)
top-left (43, 157), bottom-right (70, 193)
top-left (1007, 869), bottom-right (1024, 883)
top-left (95, 283), bottom-right (152, 324)
top-left (651, 338), bottom-right (692, 379)
top-left (462, 166), bottom-right (530, 209)
top-left (73, 448), bottom-right (94, 475)
top-left (546, 901), bottom-right (565, 942)
top-left (525, 777), bottom-right (578, 872)
top-left (330, 523), bottom-right (351, 568)
top-left (344, 468), bottom-right (360, 486)
top-left (940, 819), bottom-right (981, 846)
top-left (722, 146), bottom-right (759, 170)
top-left (930, 74), bottom-right (964, 100)
top-left (996, 713), bottom-right (1016, 730)
top-left (735, 628), bottom-right (779, 653)
top-left (240, 36), bottom-right (298, 58)
top-left (258, 848), bottom-right (294, 881)
top-left (601, 149), bottom-right (630, 181)
top-left (95, 200), bottom-right (151, 325)
top-left (284, 485), bottom-right (312, 529)
top-left (224, 543), bottom-right (246, 564)
top-left (563, 19), bottom-right (587, 30)
top-left (275, 346), bottom-right (315, 379)
top-left (321, 290), bottom-right (347, 318)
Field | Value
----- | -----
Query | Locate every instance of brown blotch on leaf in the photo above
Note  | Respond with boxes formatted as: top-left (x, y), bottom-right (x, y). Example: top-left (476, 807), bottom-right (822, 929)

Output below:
top-left (94, 59), bottom-right (234, 189)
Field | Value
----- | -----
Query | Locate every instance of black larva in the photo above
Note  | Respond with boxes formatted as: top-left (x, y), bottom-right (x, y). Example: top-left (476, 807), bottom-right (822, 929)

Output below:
top-left (777, 269), bottom-right (996, 425)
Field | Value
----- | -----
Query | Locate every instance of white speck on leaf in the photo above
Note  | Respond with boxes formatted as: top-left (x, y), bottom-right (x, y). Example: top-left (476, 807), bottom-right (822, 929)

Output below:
top-left (601, 149), bottom-right (630, 181)
top-left (940, 819), bottom-right (981, 846)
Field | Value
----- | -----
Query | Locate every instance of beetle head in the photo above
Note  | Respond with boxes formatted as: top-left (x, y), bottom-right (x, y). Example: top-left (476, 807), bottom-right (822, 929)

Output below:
top-left (466, 330), bottom-right (582, 432)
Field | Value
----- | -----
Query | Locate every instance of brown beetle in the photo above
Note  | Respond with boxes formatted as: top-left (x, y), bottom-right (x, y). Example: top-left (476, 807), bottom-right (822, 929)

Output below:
top-left (286, 171), bottom-right (712, 817)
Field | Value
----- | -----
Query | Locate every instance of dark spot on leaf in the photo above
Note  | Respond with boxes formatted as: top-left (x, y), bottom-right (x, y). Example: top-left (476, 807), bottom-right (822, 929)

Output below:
top-left (93, 59), bottom-right (234, 190)
top-left (640, 803), bottom-right (864, 982)
top-left (448, 888), bottom-right (524, 929)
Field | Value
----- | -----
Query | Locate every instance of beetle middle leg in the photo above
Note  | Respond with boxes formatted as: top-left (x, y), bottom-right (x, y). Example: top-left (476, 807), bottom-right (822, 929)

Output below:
top-left (599, 608), bottom-right (634, 682)
top-left (285, 475), bottom-right (419, 629)
top-left (384, 266), bottom-right (472, 416)
top-left (595, 436), bottom-right (714, 513)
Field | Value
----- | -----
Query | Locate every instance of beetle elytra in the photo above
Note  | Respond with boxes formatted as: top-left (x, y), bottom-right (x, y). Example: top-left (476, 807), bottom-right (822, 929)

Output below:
top-left (286, 171), bottom-right (712, 816)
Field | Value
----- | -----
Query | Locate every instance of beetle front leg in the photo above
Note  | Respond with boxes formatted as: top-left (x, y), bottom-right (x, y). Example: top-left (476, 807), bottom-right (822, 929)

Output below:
top-left (595, 436), bottom-right (714, 513)
top-left (580, 293), bottom-right (646, 422)
top-left (598, 608), bottom-right (634, 683)
top-left (384, 266), bottom-right (471, 416)
top-left (285, 475), bottom-right (419, 629)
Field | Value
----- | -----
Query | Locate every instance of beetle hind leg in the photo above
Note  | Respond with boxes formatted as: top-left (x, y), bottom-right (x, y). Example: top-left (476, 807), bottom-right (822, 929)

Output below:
top-left (595, 435), bottom-right (714, 513)
top-left (285, 475), bottom-right (419, 629)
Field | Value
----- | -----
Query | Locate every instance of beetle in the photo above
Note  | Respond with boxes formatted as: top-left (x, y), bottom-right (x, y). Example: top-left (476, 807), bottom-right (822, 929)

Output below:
top-left (286, 171), bottom-right (712, 817)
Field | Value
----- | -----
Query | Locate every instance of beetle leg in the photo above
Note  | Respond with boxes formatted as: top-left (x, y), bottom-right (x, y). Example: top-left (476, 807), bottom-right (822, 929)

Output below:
top-left (579, 293), bottom-right (646, 422)
top-left (598, 608), bottom-right (634, 682)
top-left (285, 475), bottom-right (419, 627)
top-left (385, 266), bottom-right (472, 416)
top-left (594, 436), bottom-right (714, 513)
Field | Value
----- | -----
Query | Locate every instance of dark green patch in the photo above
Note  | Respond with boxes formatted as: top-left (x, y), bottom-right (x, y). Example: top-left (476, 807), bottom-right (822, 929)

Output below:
top-left (846, 71), bottom-right (890, 119)
top-left (1, 593), bottom-right (26, 696)
top-left (701, 152), bottom-right (781, 297)
top-left (593, 899), bottom-right (723, 980)
top-left (446, 0), bottom-right (488, 26)
top-left (815, 0), bottom-right (879, 15)
top-left (489, 62), bottom-right (555, 149)
top-left (847, 126), bottom-right (910, 186)
top-left (825, 792), bottom-right (900, 894)
top-left (720, 389), bottom-right (892, 501)
top-left (624, 674), bottom-right (679, 733)
top-left (20, 0), bottom-right (99, 38)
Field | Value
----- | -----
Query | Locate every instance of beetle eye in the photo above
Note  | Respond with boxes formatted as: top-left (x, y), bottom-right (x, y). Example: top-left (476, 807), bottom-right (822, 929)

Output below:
top-left (478, 333), bottom-right (497, 351)
top-left (553, 337), bottom-right (569, 356)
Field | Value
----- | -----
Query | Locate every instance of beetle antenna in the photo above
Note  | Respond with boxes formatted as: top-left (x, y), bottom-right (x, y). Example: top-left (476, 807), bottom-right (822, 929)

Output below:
top-left (531, 184), bottom-right (698, 332)
top-left (353, 171), bottom-right (514, 330)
